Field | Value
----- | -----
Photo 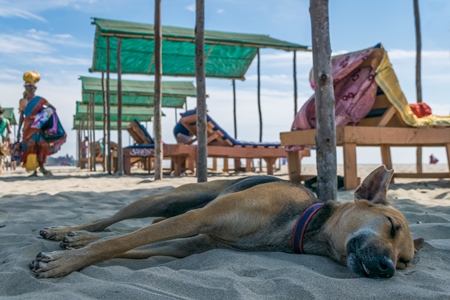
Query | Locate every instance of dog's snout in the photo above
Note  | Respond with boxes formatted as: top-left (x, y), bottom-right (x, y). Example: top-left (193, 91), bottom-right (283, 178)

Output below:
top-left (377, 256), bottom-right (395, 278)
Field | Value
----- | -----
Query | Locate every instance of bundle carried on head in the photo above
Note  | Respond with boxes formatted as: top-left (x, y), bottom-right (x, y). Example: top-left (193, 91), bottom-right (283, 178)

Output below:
top-left (23, 71), bottom-right (40, 87)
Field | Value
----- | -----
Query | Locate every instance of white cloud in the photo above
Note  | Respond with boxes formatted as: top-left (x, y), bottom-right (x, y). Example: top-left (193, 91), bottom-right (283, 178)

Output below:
top-left (260, 51), bottom-right (312, 68)
top-left (217, 8), bottom-right (225, 14)
top-left (27, 55), bottom-right (92, 66)
top-left (26, 29), bottom-right (91, 48)
top-left (185, 4), bottom-right (195, 12)
top-left (0, 0), bottom-right (98, 21)
top-left (0, 34), bottom-right (54, 54)
top-left (0, 5), bottom-right (46, 22)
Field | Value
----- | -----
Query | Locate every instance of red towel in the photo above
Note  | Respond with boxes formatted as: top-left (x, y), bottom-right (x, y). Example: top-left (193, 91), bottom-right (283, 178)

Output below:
top-left (409, 103), bottom-right (432, 118)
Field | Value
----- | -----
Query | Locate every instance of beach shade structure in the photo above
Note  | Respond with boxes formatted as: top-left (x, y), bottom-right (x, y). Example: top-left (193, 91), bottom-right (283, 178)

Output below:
top-left (2, 108), bottom-right (17, 126)
top-left (90, 18), bottom-right (308, 78)
top-left (2, 107), bottom-right (18, 139)
top-left (79, 76), bottom-right (194, 173)
top-left (89, 17), bottom-right (310, 178)
top-left (74, 101), bottom-right (166, 121)
top-left (73, 118), bottom-right (132, 131)
top-left (73, 101), bottom-right (167, 170)
top-left (280, 44), bottom-right (450, 190)
top-left (80, 76), bottom-right (195, 107)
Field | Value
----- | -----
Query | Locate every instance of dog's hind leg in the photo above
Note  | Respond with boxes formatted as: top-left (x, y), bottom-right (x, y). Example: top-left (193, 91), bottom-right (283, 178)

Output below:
top-left (39, 179), bottom-right (242, 241)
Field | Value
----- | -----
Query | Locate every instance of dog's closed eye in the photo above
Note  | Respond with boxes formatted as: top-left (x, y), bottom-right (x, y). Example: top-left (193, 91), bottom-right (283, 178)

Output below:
top-left (387, 217), bottom-right (401, 238)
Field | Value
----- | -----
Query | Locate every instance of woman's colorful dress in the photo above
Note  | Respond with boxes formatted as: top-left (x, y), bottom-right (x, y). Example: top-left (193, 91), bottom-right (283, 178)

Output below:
top-left (20, 96), bottom-right (66, 171)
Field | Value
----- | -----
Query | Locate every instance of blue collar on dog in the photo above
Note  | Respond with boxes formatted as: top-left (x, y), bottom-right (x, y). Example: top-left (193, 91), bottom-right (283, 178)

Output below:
top-left (291, 203), bottom-right (324, 254)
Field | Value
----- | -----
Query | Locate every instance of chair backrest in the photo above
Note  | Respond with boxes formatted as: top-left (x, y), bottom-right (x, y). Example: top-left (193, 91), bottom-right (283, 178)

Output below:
top-left (179, 110), bottom-right (236, 146)
top-left (127, 120), bottom-right (154, 145)
top-left (358, 88), bottom-right (406, 127)
top-left (179, 110), bottom-right (281, 148)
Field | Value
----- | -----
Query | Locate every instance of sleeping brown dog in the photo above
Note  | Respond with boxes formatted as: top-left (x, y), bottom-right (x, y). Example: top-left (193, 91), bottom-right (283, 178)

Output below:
top-left (31, 165), bottom-right (423, 279)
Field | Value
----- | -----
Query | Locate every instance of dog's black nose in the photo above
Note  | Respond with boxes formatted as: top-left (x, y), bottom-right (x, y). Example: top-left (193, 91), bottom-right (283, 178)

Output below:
top-left (377, 256), bottom-right (395, 278)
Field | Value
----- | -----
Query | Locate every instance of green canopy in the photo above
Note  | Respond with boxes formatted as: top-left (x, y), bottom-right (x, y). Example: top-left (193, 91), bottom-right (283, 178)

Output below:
top-left (74, 114), bottom-right (152, 123)
top-left (81, 76), bottom-right (194, 108)
top-left (73, 101), bottom-right (165, 125)
top-left (75, 101), bottom-right (164, 116)
top-left (73, 118), bottom-right (132, 130)
top-left (3, 108), bottom-right (17, 125)
top-left (91, 18), bottom-right (309, 79)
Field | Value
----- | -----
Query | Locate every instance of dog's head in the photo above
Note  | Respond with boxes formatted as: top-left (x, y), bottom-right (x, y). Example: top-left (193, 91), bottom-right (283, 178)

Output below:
top-left (331, 165), bottom-right (424, 278)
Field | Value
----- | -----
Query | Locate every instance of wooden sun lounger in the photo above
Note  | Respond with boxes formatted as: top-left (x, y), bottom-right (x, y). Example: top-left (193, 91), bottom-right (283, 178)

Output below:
top-left (124, 120), bottom-right (196, 176)
top-left (80, 141), bottom-right (117, 172)
top-left (180, 110), bottom-right (310, 175)
top-left (280, 92), bottom-right (450, 190)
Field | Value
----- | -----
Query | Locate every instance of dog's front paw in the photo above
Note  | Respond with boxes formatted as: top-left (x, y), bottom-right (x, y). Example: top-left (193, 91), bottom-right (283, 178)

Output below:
top-left (39, 227), bottom-right (73, 241)
top-left (60, 231), bottom-right (102, 249)
top-left (30, 250), bottom-right (85, 278)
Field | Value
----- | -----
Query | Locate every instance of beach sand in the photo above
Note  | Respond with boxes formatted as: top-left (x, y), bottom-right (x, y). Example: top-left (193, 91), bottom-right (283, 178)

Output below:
top-left (1, 164), bottom-right (449, 299)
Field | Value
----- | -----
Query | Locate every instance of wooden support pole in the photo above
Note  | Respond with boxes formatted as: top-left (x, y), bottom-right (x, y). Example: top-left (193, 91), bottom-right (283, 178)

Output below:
top-left (257, 49), bottom-right (262, 142)
top-left (154, 0), bottom-right (163, 180)
top-left (101, 72), bottom-right (106, 171)
top-left (90, 93), bottom-right (96, 171)
top-left (293, 50), bottom-right (298, 118)
top-left (195, 0), bottom-right (207, 182)
top-left (257, 49), bottom-right (263, 172)
top-left (106, 37), bottom-right (111, 174)
top-left (116, 37), bottom-right (123, 175)
top-left (232, 79), bottom-right (237, 139)
top-left (414, 0), bottom-right (423, 174)
top-left (310, 0), bottom-right (337, 200)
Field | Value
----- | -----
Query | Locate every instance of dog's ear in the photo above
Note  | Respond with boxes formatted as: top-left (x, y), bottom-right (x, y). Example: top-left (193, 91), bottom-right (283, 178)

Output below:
top-left (354, 165), bottom-right (394, 205)
top-left (414, 238), bottom-right (425, 253)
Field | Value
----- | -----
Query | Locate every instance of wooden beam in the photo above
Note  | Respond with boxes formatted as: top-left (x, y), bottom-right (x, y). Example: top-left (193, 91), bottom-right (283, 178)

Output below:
top-left (280, 127), bottom-right (450, 147)
top-left (377, 106), bottom-right (396, 127)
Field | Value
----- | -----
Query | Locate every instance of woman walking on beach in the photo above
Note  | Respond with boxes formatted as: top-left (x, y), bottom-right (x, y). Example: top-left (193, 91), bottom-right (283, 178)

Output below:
top-left (17, 71), bottom-right (67, 177)
top-left (0, 106), bottom-right (13, 174)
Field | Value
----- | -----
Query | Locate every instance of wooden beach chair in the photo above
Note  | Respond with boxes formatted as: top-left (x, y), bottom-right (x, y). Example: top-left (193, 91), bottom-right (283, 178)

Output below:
top-left (124, 120), bottom-right (195, 176)
top-left (280, 44), bottom-right (450, 190)
top-left (179, 110), bottom-right (310, 175)
top-left (80, 141), bottom-right (117, 172)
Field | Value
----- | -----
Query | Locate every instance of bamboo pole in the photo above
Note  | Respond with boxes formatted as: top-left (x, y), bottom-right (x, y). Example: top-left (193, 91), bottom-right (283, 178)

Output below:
top-left (117, 37), bottom-right (123, 175)
top-left (293, 50), bottom-right (298, 118)
top-left (196, 0), bottom-right (207, 182)
top-left (154, 0), bottom-right (163, 180)
top-left (90, 93), bottom-right (96, 171)
top-left (310, 0), bottom-right (337, 201)
top-left (257, 49), bottom-right (262, 142)
top-left (257, 49), bottom-right (262, 171)
top-left (414, 0), bottom-right (423, 173)
top-left (106, 37), bottom-right (112, 174)
top-left (101, 72), bottom-right (106, 171)
top-left (232, 79), bottom-right (237, 139)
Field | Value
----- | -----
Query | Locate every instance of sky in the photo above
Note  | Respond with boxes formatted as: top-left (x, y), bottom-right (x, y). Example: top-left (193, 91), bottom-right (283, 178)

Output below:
top-left (0, 0), bottom-right (449, 166)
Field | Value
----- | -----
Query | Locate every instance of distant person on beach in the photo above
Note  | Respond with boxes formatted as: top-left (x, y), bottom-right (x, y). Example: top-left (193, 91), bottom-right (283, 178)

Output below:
top-left (0, 105), bottom-right (13, 174)
top-left (81, 136), bottom-right (89, 158)
top-left (173, 122), bottom-right (193, 144)
top-left (18, 71), bottom-right (67, 177)
top-left (429, 154), bottom-right (439, 164)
